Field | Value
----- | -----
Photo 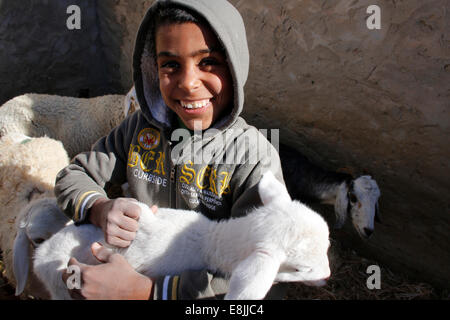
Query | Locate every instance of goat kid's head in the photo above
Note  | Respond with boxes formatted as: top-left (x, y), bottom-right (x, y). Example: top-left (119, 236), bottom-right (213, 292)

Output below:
top-left (334, 176), bottom-right (381, 239)
top-left (258, 171), bottom-right (331, 286)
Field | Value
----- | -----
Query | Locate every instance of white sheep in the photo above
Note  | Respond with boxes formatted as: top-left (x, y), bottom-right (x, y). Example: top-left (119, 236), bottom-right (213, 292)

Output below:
top-left (0, 133), bottom-right (70, 298)
top-left (33, 171), bottom-right (331, 300)
top-left (279, 144), bottom-right (381, 239)
top-left (0, 93), bottom-right (126, 158)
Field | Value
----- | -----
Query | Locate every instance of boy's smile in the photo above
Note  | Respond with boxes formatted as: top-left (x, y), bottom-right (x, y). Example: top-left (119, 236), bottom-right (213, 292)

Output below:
top-left (155, 22), bottom-right (233, 130)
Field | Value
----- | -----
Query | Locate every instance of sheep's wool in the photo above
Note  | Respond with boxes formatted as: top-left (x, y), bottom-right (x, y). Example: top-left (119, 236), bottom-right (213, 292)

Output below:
top-left (0, 134), bottom-right (70, 297)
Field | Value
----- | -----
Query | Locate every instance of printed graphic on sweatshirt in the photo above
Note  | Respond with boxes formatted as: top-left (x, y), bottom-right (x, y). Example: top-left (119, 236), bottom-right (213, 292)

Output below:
top-left (128, 142), bottom-right (167, 187)
top-left (179, 161), bottom-right (231, 211)
top-left (138, 128), bottom-right (160, 150)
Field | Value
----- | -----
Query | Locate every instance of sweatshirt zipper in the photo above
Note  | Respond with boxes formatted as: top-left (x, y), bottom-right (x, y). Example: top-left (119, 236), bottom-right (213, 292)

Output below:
top-left (169, 166), bottom-right (176, 208)
top-left (167, 137), bottom-right (177, 209)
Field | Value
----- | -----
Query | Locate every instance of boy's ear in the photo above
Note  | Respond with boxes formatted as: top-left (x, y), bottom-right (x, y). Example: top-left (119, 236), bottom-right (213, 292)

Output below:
top-left (258, 171), bottom-right (291, 206)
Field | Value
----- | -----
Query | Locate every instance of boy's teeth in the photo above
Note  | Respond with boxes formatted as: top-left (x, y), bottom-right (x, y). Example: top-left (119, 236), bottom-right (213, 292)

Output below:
top-left (181, 100), bottom-right (209, 109)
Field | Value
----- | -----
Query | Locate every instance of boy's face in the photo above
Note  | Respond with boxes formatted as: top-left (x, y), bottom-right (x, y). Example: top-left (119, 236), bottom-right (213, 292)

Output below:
top-left (155, 22), bottom-right (233, 131)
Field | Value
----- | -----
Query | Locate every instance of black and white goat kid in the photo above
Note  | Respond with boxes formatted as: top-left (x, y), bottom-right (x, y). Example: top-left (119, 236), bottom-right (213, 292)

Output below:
top-left (279, 144), bottom-right (381, 239)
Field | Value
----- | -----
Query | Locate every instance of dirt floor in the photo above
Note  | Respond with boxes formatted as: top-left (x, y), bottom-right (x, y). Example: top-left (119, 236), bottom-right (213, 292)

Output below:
top-left (285, 240), bottom-right (449, 300)
top-left (1, 241), bottom-right (448, 300)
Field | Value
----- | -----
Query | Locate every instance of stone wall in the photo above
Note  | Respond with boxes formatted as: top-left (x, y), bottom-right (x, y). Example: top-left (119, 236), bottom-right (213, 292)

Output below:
top-left (0, 0), bottom-right (114, 105)
top-left (96, 0), bottom-right (154, 93)
top-left (232, 0), bottom-right (450, 288)
top-left (1, 0), bottom-right (449, 288)
top-left (98, 0), bottom-right (450, 289)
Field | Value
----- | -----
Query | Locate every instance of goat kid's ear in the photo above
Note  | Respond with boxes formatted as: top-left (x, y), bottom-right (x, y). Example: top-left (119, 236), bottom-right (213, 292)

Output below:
top-left (375, 202), bottom-right (382, 223)
top-left (258, 171), bottom-right (291, 206)
top-left (333, 182), bottom-right (348, 229)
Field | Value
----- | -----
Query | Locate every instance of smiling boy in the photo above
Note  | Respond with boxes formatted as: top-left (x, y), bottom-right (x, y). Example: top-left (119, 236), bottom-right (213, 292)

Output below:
top-left (56, 0), bottom-right (286, 300)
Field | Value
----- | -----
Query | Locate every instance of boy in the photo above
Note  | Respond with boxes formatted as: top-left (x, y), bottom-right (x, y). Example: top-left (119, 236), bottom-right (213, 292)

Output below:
top-left (57, 0), bottom-right (286, 300)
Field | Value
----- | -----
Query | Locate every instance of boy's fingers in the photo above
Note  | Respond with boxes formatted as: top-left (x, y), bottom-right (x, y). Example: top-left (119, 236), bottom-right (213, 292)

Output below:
top-left (117, 215), bottom-right (139, 233)
top-left (151, 205), bottom-right (158, 214)
top-left (123, 202), bottom-right (141, 220)
top-left (115, 226), bottom-right (137, 241)
top-left (105, 235), bottom-right (132, 248)
top-left (91, 242), bottom-right (115, 263)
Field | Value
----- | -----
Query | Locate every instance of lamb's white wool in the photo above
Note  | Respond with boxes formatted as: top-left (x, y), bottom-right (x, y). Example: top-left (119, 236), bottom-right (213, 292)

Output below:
top-left (0, 93), bottom-right (126, 157)
top-left (0, 134), bottom-right (70, 298)
top-left (34, 171), bottom-right (331, 300)
top-left (335, 176), bottom-right (381, 238)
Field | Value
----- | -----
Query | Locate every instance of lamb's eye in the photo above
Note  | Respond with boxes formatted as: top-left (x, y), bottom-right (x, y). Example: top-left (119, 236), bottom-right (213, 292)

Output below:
top-left (348, 192), bottom-right (357, 203)
top-left (34, 238), bottom-right (45, 245)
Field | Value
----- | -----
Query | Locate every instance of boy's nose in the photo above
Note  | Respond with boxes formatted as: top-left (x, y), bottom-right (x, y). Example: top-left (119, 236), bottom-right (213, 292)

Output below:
top-left (178, 67), bottom-right (201, 92)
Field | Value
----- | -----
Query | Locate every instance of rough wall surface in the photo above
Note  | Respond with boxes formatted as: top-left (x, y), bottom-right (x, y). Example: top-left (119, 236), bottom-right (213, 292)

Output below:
top-left (99, 0), bottom-right (449, 288)
top-left (1, 0), bottom-right (448, 288)
top-left (96, 0), bottom-right (155, 92)
top-left (0, 0), bottom-right (112, 105)
top-left (230, 0), bottom-right (450, 288)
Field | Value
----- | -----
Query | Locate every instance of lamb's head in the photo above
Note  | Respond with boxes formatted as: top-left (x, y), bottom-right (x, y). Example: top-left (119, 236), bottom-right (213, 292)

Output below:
top-left (13, 198), bottom-right (71, 295)
top-left (258, 171), bottom-right (331, 286)
top-left (335, 175), bottom-right (381, 239)
top-left (17, 198), bottom-right (71, 247)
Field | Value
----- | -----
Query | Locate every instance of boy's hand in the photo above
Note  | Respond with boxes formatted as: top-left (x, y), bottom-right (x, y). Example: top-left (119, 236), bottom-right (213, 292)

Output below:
top-left (62, 242), bottom-right (153, 300)
top-left (88, 197), bottom-right (142, 248)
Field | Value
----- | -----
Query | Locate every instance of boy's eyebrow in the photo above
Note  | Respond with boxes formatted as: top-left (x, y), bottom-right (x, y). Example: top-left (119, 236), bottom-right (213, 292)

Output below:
top-left (157, 47), bottom-right (223, 58)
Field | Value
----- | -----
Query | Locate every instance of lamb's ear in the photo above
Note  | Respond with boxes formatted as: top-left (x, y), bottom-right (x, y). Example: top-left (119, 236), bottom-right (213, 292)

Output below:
top-left (13, 229), bottom-right (30, 296)
top-left (225, 251), bottom-right (281, 300)
top-left (258, 171), bottom-right (291, 206)
top-left (334, 182), bottom-right (348, 229)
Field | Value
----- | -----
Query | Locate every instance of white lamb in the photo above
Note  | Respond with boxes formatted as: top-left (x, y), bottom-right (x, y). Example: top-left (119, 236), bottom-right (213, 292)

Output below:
top-left (34, 171), bottom-right (331, 300)
top-left (0, 93), bottom-right (126, 158)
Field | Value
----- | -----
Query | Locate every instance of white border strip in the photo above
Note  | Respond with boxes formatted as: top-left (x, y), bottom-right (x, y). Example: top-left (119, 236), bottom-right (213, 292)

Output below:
top-left (79, 193), bottom-right (101, 221)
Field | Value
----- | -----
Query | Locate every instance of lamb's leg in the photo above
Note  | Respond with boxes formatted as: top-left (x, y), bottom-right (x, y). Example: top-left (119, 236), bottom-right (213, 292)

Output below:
top-left (224, 251), bottom-right (280, 300)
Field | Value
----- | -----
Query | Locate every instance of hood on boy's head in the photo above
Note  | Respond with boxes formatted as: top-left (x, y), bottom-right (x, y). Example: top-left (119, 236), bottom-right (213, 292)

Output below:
top-left (133, 0), bottom-right (249, 130)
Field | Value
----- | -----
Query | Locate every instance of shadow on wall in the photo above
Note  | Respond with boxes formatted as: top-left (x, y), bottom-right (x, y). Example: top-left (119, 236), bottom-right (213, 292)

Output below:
top-left (0, 0), bottom-right (124, 106)
top-left (232, 0), bottom-right (450, 289)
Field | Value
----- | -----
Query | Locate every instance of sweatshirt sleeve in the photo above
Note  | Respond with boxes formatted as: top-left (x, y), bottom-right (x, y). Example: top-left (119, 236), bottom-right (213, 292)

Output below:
top-left (151, 143), bottom-right (287, 300)
top-left (54, 113), bottom-right (137, 223)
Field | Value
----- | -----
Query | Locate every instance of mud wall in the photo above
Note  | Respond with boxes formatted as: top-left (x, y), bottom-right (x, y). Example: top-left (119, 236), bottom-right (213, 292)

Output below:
top-left (98, 0), bottom-right (450, 288)
top-left (1, 0), bottom-right (449, 288)
top-left (0, 0), bottom-right (113, 105)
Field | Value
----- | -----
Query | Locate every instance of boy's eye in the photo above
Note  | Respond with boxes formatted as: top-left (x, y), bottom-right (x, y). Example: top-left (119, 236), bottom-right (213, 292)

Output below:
top-left (160, 61), bottom-right (180, 69)
top-left (199, 57), bottom-right (219, 67)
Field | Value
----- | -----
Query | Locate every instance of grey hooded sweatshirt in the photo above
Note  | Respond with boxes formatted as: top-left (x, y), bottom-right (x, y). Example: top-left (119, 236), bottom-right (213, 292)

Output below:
top-left (55, 0), bottom-right (286, 300)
